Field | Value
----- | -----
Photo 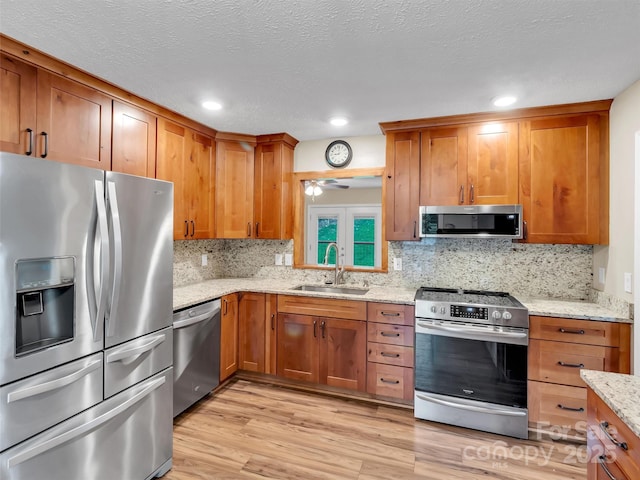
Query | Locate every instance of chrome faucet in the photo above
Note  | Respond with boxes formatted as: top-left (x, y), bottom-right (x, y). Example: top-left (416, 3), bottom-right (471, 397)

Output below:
top-left (323, 242), bottom-right (345, 285)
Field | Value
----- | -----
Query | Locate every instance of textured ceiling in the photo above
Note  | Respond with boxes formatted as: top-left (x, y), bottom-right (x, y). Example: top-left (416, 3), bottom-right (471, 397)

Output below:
top-left (1, 0), bottom-right (639, 141)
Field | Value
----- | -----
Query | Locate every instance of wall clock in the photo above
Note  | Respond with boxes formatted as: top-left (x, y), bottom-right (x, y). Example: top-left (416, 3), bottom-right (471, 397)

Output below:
top-left (325, 140), bottom-right (352, 168)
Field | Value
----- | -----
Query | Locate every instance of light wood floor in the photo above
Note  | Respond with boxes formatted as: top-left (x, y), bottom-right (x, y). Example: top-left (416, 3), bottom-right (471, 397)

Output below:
top-left (166, 379), bottom-right (586, 479)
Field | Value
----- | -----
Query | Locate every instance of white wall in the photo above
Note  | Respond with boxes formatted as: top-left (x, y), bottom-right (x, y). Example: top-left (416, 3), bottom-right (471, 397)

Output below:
top-left (294, 135), bottom-right (385, 172)
top-left (636, 132), bottom-right (640, 375)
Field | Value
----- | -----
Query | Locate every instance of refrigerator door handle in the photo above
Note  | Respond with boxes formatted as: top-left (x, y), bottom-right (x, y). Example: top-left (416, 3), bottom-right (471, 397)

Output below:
top-left (106, 181), bottom-right (123, 338)
top-left (6, 358), bottom-right (102, 404)
top-left (106, 333), bottom-right (166, 365)
top-left (93, 180), bottom-right (109, 342)
top-left (7, 375), bottom-right (166, 469)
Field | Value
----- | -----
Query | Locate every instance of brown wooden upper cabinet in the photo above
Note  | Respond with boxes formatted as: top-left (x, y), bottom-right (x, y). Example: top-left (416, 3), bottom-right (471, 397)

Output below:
top-left (420, 122), bottom-right (518, 206)
top-left (385, 130), bottom-right (421, 241)
top-left (157, 117), bottom-right (215, 240)
top-left (253, 134), bottom-right (297, 239)
top-left (216, 133), bottom-right (297, 239)
top-left (1, 54), bottom-right (112, 168)
top-left (519, 114), bottom-right (607, 244)
top-left (215, 136), bottom-right (256, 238)
top-left (111, 101), bottom-right (157, 177)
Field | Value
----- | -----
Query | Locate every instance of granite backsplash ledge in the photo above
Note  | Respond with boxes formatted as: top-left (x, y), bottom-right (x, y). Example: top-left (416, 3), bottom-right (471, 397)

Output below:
top-left (175, 238), bottom-right (595, 301)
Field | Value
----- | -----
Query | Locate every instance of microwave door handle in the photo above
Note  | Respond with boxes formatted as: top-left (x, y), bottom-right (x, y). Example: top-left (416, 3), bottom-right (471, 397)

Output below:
top-left (7, 376), bottom-right (165, 469)
top-left (106, 181), bottom-right (123, 338)
top-left (93, 180), bottom-right (109, 342)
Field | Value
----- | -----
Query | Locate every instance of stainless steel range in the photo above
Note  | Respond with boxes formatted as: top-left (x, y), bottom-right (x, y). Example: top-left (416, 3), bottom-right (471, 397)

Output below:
top-left (413, 287), bottom-right (529, 439)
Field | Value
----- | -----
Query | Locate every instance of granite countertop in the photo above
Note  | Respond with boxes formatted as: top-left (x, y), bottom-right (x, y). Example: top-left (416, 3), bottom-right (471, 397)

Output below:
top-left (581, 370), bottom-right (640, 438)
top-left (173, 278), bottom-right (417, 311)
top-left (516, 297), bottom-right (632, 324)
top-left (174, 278), bottom-right (631, 324)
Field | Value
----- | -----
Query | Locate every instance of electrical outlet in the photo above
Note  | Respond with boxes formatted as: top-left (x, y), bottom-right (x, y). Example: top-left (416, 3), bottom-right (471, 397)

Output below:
top-left (201, 254), bottom-right (208, 267)
top-left (284, 253), bottom-right (293, 266)
top-left (275, 254), bottom-right (283, 266)
top-left (393, 258), bottom-right (402, 271)
top-left (598, 267), bottom-right (606, 284)
top-left (624, 272), bottom-right (633, 293)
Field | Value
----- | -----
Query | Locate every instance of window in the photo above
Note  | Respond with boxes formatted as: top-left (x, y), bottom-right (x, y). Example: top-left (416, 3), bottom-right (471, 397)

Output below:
top-left (307, 205), bottom-right (381, 268)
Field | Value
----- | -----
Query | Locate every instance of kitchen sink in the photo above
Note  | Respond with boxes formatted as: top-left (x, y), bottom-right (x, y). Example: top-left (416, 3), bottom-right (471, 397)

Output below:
top-left (291, 285), bottom-right (369, 295)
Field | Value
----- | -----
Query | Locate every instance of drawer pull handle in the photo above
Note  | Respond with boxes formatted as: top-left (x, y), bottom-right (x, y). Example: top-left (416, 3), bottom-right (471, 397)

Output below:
top-left (558, 328), bottom-right (585, 335)
top-left (600, 421), bottom-right (628, 451)
top-left (381, 312), bottom-right (401, 317)
top-left (380, 352), bottom-right (400, 358)
top-left (380, 378), bottom-right (400, 385)
top-left (557, 361), bottom-right (585, 368)
top-left (597, 455), bottom-right (619, 480)
top-left (556, 404), bottom-right (584, 412)
top-left (380, 332), bottom-right (400, 337)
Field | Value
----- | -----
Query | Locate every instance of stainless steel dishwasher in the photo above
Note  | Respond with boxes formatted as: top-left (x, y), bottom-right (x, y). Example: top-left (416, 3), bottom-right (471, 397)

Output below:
top-left (173, 299), bottom-right (221, 417)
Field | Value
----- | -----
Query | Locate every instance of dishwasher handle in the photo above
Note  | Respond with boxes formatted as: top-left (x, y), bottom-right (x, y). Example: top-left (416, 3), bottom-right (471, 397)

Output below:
top-left (174, 300), bottom-right (221, 329)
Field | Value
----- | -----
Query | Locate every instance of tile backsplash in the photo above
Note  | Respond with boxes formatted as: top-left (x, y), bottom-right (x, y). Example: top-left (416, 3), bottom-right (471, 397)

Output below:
top-left (174, 238), bottom-right (594, 300)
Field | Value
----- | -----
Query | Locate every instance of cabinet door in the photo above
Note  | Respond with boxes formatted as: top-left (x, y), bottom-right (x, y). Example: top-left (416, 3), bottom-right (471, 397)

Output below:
top-left (420, 127), bottom-right (468, 206)
top-left (187, 131), bottom-right (215, 239)
top-left (238, 292), bottom-right (266, 372)
top-left (319, 318), bottom-right (366, 391)
top-left (220, 294), bottom-right (239, 382)
top-left (467, 122), bottom-right (518, 205)
top-left (111, 101), bottom-right (157, 177)
top-left (215, 140), bottom-right (255, 238)
top-left (254, 142), bottom-right (283, 239)
top-left (36, 70), bottom-right (112, 168)
top-left (156, 118), bottom-right (188, 239)
top-left (265, 294), bottom-right (278, 375)
top-left (0, 54), bottom-right (37, 155)
top-left (276, 313), bottom-right (319, 383)
top-left (519, 115), bottom-right (602, 244)
top-left (385, 131), bottom-right (420, 240)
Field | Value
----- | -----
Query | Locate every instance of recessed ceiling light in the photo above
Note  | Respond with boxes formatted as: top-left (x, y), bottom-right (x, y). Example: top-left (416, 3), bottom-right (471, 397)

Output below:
top-left (329, 117), bottom-right (348, 126)
top-left (202, 101), bottom-right (222, 111)
top-left (492, 96), bottom-right (517, 107)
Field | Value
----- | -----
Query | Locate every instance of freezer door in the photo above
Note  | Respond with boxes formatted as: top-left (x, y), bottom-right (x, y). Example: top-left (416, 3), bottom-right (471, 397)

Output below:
top-left (0, 368), bottom-right (173, 480)
top-left (104, 326), bottom-right (172, 398)
top-left (0, 153), bottom-right (104, 386)
top-left (104, 172), bottom-right (173, 348)
top-left (0, 352), bottom-right (103, 452)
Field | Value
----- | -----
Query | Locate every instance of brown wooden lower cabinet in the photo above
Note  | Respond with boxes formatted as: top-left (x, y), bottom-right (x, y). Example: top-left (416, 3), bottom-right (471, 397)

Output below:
top-left (587, 387), bottom-right (640, 480)
top-left (528, 316), bottom-right (631, 435)
top-left (276, 312), bottom-right (366, 392)
top-left (219, 293), bottom-right (239, 382)
top-left (367, 363), bottom-right (413, 400)
top-left (238, 292), bottom-right (278, 375)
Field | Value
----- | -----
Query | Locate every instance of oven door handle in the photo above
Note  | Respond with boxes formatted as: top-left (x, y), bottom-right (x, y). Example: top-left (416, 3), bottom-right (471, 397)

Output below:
top-left (416, 321), bottom-right (528, 345)
top-left (416, 393), bottom-right (527, 417)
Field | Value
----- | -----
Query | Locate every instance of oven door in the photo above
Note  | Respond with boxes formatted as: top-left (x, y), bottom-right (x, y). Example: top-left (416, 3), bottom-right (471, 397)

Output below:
top-left (415, 318), bottom-right (528, 408)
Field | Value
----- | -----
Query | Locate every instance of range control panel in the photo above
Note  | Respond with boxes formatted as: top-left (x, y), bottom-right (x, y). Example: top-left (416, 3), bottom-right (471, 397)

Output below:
top-left (450, 305), bottom-right (488, 320)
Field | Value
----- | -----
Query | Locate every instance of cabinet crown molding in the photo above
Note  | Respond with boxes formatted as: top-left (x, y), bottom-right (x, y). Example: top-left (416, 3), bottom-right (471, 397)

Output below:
top-left (379, 99), bottom-right (613, 133)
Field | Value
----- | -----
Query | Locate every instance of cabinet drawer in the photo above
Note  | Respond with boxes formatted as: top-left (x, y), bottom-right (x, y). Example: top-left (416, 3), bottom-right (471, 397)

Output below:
top-left (366, 363), bottom-right (413, 401)
top-left (529, 339), bottom-right (616, 387)
top-left (528, 380), bottom-right (587, 431)
top-left (278, 295), bottom-right (366, 321)
top-left (367, 302), bottom-right (414, 326)
top-left (367, 323), bottom-right (414, 347)
top-left (530, 316), bottom-right (622, 347)
top-left (367, 343), bottom-right (414, 367)
top-left (587, 430), bottom-right (633, 480)
top-left (589, 389), bottom-right (640, 479)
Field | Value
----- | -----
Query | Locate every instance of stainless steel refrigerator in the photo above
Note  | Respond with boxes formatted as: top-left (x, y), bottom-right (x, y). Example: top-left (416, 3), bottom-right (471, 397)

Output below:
top-left (0, 152), bottom-right (174, 479)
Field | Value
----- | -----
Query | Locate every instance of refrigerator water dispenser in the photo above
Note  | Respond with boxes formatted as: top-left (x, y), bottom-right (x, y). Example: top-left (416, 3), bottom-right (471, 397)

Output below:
top-left (15, 257), bottom-right (75, 356)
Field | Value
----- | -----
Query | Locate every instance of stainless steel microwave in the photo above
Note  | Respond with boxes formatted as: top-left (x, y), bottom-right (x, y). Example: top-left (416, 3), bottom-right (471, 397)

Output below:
top-left (419, 204), bottom-right (523, 239)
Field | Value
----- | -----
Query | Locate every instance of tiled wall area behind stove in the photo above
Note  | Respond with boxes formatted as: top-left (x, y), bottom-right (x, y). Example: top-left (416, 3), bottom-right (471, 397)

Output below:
top-left (174, 239), bottom-right (595, 301)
